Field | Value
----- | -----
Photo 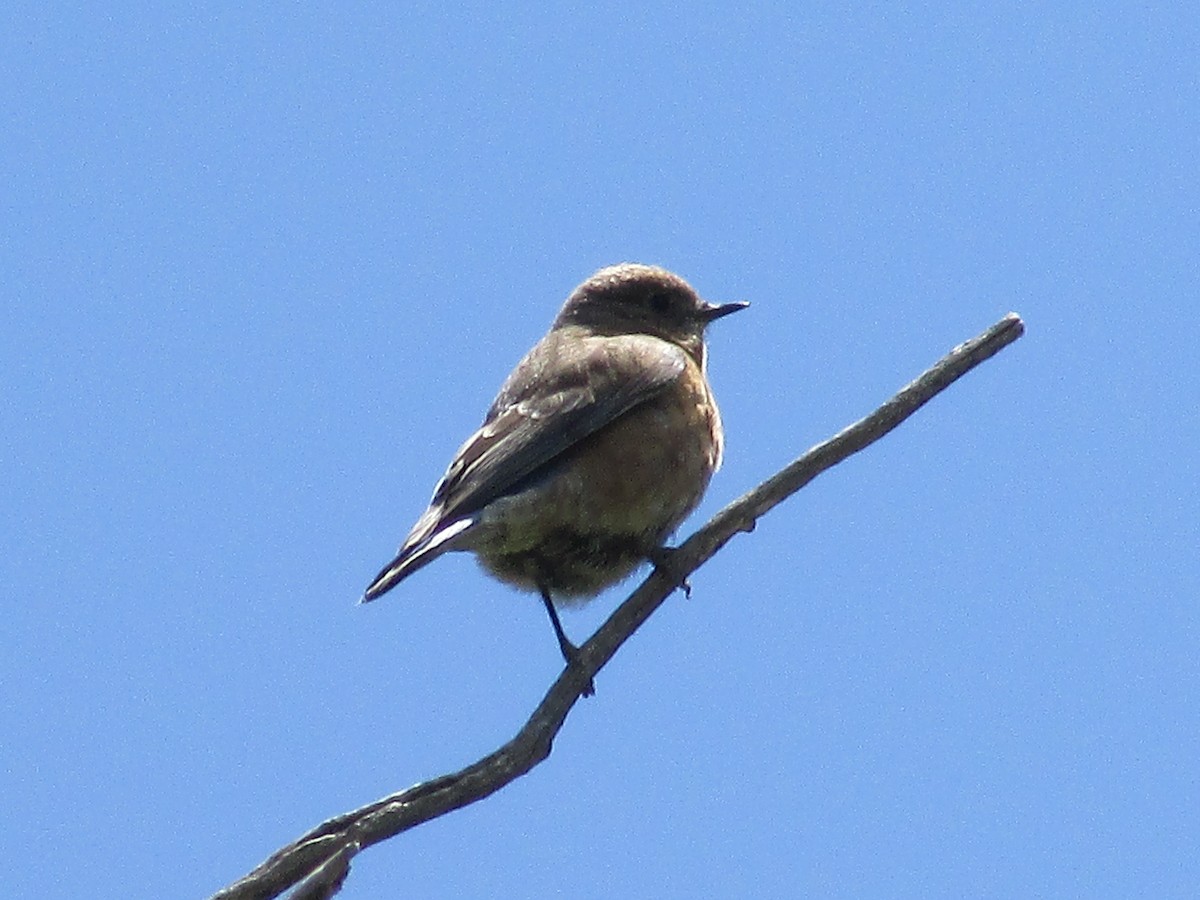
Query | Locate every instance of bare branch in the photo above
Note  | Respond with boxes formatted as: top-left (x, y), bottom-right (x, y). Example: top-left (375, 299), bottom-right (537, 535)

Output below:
top-left (209, 313), bottom-right (1025, 900)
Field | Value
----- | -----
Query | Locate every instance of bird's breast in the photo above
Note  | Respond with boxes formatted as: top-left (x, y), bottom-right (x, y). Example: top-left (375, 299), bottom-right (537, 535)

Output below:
top-left (471, 358), bottom-right (724, 598)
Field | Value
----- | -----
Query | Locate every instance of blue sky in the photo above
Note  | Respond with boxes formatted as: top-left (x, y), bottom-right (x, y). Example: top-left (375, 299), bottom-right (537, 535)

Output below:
top-left (3, 4), bottom-right (1196, 898)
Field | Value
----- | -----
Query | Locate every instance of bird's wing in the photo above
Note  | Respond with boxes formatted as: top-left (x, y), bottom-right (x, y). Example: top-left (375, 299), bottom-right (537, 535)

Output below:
top-left (429, 332), bottom-right (687, 522)
top-left (361, 333), bottom-right (687, 601)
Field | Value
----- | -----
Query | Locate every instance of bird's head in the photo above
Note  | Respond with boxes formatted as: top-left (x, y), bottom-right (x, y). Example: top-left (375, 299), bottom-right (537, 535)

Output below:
top-left (553, 263), bottom-right (747, 362)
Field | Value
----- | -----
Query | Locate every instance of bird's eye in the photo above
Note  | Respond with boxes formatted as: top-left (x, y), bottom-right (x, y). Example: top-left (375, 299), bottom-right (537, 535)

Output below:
top-left (648, 292), bottom-right (672, 315)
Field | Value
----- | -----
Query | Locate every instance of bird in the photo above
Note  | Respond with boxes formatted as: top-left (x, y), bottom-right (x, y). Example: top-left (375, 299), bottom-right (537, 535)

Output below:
top-left (363, 263), bottom-right (746, 685)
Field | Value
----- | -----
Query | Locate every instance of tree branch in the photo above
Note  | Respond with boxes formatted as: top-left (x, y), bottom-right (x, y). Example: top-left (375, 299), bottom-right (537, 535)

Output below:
top-left (208, 313), bottom-right (1025, 900)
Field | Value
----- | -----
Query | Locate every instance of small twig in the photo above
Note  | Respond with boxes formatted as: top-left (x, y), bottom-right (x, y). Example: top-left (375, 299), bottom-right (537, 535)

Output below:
top-left (208, 313), bottom-right (1025, 900)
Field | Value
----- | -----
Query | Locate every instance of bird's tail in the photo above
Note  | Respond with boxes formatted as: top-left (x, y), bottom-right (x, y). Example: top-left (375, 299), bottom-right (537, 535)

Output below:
top-left (361, 517), bottom-right (474, 602)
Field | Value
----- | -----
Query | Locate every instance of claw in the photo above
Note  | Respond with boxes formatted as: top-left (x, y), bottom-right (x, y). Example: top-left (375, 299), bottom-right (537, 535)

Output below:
top-left (648, 546), bottom-right (692, 598)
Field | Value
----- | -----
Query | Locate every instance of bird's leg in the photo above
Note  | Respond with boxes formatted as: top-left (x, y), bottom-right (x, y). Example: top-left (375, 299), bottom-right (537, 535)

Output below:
top-left (648, 546), bottom-right (692, 598)
top-left (538, 585), bottom-right (595, 697)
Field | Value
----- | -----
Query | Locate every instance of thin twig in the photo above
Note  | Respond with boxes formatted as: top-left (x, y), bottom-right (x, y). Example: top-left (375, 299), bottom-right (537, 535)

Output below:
top-left (209, 313), bottom-right (1025, 900)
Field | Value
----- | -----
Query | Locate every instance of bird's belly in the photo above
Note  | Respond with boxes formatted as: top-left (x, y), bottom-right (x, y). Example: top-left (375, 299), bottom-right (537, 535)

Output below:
top-left (470, 384), bottom-right (721, 600)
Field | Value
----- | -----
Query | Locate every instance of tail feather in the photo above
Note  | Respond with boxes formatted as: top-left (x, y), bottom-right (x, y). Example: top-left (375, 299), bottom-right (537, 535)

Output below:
top-left (361, 517), bottom-right (475, 602)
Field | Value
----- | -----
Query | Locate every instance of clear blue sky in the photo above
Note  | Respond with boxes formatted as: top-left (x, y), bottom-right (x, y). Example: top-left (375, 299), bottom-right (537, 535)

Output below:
top-left (3, 4), bottom-right (1196, 898)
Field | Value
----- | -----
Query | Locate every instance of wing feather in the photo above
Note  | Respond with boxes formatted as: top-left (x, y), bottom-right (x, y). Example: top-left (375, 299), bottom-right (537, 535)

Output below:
top-left (431, 332), bottom-right (686, 520)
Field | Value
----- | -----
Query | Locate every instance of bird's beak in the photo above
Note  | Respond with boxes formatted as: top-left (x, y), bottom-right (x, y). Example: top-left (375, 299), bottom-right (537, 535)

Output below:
top-left (700, 300), bottom-right (750, 322)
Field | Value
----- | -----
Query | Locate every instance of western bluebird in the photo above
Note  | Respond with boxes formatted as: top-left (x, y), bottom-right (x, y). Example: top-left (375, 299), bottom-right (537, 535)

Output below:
top-left (363, 263), bottom-right (745, 680)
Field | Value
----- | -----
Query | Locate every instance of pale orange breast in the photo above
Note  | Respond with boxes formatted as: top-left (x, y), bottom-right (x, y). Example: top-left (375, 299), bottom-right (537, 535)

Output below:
top-left (468, 356), bottom-right (724, 598)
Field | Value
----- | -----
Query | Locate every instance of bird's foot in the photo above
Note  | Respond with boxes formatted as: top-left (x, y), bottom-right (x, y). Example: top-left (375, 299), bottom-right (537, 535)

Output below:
top-left (558, 638), bottom-right (596, 698)
top-left (648, 546), bottom-right (692, 599)
top-left (540, 586), bottom-right (595, 697)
